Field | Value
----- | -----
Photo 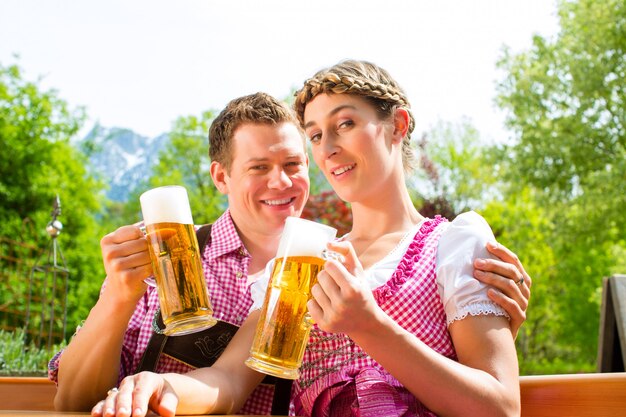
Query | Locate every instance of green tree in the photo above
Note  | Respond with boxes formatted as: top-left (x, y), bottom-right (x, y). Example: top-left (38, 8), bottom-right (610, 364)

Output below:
top-left (410, 120), bottom-right (501, 217)
top-left (496, 0), bottom-right (625, 237)
top-left (495, 0), bottom-right (626, 371)
top-left (120, 111), bottom-right (226, 226)
top-left (0, 61), bottom-right (107, 334)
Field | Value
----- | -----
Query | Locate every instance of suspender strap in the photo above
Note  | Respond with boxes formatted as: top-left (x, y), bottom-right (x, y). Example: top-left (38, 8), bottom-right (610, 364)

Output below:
top-left (135, 327), bottom-right (167, 372)
top-left (271, 378), bottom-right (294, 415)
top-left (195, 224), bottom-right (212, 254)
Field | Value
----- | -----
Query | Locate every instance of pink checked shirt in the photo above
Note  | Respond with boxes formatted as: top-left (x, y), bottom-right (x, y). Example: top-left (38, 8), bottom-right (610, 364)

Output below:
top-left (48, 210), bottom-right (275, 415)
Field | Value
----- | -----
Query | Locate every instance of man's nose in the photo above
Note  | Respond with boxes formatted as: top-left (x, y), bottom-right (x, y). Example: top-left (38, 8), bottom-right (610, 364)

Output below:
top-left (267, 167), bottom-right (292, 189)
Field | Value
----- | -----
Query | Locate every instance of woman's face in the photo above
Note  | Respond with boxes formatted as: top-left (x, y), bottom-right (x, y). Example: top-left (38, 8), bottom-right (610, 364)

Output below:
top-left (303, 93), bottom-right (402, 204)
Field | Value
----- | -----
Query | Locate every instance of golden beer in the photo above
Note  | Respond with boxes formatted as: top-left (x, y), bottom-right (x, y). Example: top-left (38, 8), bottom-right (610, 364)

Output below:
top-left (245, 217), bottom-right (336, 378)
top-left (145, 222), bottom-right (216, 335)
top-left (140, 185), bottom-right (217, 336)
top-left (246, 255), bottom-right (325, 379)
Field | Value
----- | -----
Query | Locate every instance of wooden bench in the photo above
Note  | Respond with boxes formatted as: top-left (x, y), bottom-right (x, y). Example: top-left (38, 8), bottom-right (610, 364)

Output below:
top-left (520, 372), bottom-right (626, 416)
top-left (2, 373), bottom-right (626, 414)
top-left (0, 377), bottom-right (55, 411)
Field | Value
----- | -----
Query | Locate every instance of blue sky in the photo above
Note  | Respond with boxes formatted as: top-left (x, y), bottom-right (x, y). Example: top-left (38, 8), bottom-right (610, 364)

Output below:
top-left (1, 0), bottom-right (559, 140)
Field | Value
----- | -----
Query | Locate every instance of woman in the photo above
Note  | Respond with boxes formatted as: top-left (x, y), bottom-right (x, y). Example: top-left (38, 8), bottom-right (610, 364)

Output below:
top-left (92, 65), bottom-right (527, 416)
top-left (286, 60), bottom-right (520, 416)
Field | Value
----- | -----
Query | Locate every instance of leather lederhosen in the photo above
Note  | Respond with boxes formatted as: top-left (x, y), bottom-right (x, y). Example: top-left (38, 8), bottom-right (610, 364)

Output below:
top-left (135, 224), bottom-right (292, 415)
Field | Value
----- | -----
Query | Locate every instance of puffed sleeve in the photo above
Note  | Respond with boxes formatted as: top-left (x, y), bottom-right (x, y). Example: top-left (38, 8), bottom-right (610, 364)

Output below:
top-left (436, 211), bottom-right (508, 326)
top-left (249, 259), bottom-right (275, 313)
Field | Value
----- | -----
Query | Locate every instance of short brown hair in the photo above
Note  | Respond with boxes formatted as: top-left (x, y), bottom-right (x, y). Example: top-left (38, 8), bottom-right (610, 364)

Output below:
top-left (209, 92), bottom-right (303, 172)
top-left (294, 60), bottom-right (417, 173)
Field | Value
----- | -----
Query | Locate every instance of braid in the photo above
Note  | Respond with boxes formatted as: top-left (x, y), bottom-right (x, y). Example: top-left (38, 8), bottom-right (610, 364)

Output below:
top-left (295, 60), bottom-right (417, 173)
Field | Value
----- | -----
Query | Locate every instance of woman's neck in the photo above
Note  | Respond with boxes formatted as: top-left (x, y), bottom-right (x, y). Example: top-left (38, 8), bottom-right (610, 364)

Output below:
top-left (346, 186), bottom-right (423, 268)
top-left (348, 183), bottom-right (423, 241)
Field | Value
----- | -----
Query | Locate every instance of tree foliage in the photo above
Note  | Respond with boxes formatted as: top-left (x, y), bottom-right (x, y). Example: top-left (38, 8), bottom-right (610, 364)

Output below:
top-left (302, 190), bottom-right (352, 237)
top-left (118, 111), bottom-right (227, 226)
top-left (496, 0), bottom-right (625, 238)
top-left (410, 120), bottom-right (502, 218)
top-left (492, 0), bottom-right (625, 372)
top-left (0, 61), bottom-right (107, 331)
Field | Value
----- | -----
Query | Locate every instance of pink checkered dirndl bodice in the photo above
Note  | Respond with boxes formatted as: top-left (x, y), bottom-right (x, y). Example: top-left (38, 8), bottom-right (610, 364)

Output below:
top-left (292, 216), bottom-right (457, 417)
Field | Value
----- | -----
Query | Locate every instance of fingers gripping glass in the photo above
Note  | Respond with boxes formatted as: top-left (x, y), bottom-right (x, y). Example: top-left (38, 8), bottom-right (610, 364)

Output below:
top-left (139, 225), bottom-right (157, 288)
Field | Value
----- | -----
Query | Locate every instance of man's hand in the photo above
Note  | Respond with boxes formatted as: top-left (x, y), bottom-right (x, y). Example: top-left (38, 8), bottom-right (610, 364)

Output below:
top-left (474, 241), bottom-right (531, 339)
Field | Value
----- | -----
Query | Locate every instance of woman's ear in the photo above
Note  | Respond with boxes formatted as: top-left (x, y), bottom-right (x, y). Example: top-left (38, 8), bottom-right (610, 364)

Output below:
top-left (392, 108), bottom-right (410, 143)
top-left (210, 161), bottom-right (229, 194)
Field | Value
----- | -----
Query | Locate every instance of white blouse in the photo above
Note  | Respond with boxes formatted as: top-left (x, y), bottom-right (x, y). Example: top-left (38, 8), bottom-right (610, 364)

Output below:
top-left (250, 211), bottom-right (507, 326)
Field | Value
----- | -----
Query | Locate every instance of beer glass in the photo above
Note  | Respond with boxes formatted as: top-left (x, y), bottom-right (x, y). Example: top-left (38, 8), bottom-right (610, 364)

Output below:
top-left (245, 217), bottom-right (337, 379)
top-left (140, 185), bottom-right (217, 336)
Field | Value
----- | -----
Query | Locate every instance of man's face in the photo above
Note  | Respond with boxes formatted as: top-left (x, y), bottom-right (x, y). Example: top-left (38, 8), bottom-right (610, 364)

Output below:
top-left (219, 122), bottom-right (310, 236)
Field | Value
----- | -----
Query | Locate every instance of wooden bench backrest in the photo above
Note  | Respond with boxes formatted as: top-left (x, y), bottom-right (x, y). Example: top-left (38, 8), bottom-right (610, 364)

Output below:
top-left (520, 372), bottom-right (626, 417)
top-left (0, 377), bottom-right (55, 411)
top-left (2, 372), bottom-right (626, 414)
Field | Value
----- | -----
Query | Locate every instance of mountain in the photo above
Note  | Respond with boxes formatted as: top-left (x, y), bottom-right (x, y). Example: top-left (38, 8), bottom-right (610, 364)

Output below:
top-left (78, 125), bottom-right (170, 202)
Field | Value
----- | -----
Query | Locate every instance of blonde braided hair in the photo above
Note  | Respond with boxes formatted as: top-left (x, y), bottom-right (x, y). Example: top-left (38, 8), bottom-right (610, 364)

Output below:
top-left (294, 60), bottom-right (417, 173)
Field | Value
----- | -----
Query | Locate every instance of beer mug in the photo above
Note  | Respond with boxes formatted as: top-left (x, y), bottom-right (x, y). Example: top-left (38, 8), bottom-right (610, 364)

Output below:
top-left (245, 217), bottom-right (338, 379)
top-left (140, 185), bottom-right (217, 336)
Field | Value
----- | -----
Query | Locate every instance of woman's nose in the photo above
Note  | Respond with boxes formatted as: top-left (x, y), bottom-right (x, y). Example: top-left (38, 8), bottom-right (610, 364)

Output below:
top-left (321, 132), bottom-right (339, 159)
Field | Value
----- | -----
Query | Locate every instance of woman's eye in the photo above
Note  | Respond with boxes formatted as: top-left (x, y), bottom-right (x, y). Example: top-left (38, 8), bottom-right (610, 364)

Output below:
top-left (308, 133), bottom-right (321, 144)
top-left (338, 120), bottom-right (354, 129)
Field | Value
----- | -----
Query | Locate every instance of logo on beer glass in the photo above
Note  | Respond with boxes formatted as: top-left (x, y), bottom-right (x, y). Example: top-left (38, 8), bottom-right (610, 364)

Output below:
top-left (245, 217), bottom-right (338, 379)
top-left (140, 185), bottom-right (217, 336)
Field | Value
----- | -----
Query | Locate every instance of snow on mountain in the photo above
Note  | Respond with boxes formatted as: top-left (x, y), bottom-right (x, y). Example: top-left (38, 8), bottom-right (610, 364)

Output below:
top-left (78, 125), bottom-right (170, 202)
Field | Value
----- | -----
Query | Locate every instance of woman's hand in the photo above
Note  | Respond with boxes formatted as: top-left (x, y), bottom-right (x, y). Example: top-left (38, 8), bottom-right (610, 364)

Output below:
top-left (91, 372), bottom-right (178, 417)
top-left (100, 225), bottom-right (153, 303)
top-left (308, 241), bottom-right (381, 335)
top-left (473, 241), bottom-right (532, 339)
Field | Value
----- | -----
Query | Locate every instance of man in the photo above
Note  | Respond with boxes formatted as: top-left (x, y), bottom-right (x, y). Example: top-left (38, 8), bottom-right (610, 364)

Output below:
top-left (50, 92), bottom-right (530, 414)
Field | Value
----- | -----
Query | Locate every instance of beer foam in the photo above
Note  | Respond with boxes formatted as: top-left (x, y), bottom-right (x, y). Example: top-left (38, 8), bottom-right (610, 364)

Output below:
top-left (140, 186), bottom-right (194, 225)
top-left (276, 217), bottom-right (337, 258)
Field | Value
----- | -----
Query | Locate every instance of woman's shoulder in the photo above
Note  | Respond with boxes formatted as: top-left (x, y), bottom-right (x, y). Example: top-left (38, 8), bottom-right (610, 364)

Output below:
top-left (449, 210), bottom-right (491, 230)
top-left (436, 211), bottom-right (495, 277)
top-left (435, 212), bottom-right (505, 325)
top-left (439, 211), bottom-right (494, 247)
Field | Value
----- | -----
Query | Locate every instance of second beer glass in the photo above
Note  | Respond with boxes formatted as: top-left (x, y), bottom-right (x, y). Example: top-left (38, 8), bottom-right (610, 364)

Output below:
top-left (140, 185), bottom-right (217, 336)
top-left (245, 216), bottom-right (337, 379)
